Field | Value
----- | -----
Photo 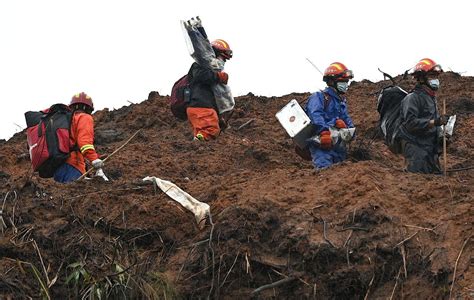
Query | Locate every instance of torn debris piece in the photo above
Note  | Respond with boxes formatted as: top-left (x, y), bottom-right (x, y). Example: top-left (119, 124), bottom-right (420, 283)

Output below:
top-left (142, 176), bottom-right (210, 229)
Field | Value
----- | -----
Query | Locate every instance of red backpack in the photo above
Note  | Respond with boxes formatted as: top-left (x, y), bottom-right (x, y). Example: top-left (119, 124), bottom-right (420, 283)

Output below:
top-left (24, 104), bottom-right (76, 178)
top-left (170, 75), bottom-right (190, 120)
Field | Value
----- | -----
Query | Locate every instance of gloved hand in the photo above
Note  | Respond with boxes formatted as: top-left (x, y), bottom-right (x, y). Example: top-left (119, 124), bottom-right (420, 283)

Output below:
top-left (92, 159), bottom-right (104, 169)
top-left (319, 131), bottom-right (332, 149)
top-left (335, 119), bottom-right (347, 129)
top-left (217, 71), bottom-right (229, 84)
top-left (434, 115), bottom-right (449, 126)
top-left (95, 168), bottom-right (109, 181)
top-left (219, 116), bottom-right (228, 130)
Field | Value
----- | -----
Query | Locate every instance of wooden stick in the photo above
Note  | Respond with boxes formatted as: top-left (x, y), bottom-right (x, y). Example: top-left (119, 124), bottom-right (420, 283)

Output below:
top-left (447, 165), bottom-right (474, 172)
top-left (323, 220), bottom-right (336, 248)
top-left (449, 235), bottom-right (472, 299)
top-left (337, 226), bottom-right (369, 232)
top-left (251, 277), bottom-right (296, 295)
top-left (394, 230), bottom-right (420, 248)
top-left (219, 252), bottom-right (239, 288)
top-left (403, 224), bottom-right (439, 235)
top-left (237, 119), bottom-right (255, 131)
top-left (77, 129), bottom-right (141, 180)
top-left (401, 245), bottom-right (408, 278)
top-left (364, 272), bottom-right (375, 300)
top-left (389, 268), bottom-right (401, 300)
top-left (442, 98), bottom-right (447, 177)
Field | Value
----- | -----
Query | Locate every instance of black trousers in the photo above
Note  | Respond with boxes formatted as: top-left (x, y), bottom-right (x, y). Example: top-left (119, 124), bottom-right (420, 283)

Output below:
top-left (402, 140), bottom-right (441, 174)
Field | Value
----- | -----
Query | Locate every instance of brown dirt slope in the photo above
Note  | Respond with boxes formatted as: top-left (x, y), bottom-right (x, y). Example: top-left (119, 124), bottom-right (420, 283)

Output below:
top-left (0, 72), bottom-right (472, 299)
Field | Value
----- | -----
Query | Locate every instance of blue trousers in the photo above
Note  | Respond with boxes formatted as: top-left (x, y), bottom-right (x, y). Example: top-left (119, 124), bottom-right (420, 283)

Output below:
top-left (54, 163), bottom-right (82, 183)
top-left (309, 143), bottom-right (347, 169)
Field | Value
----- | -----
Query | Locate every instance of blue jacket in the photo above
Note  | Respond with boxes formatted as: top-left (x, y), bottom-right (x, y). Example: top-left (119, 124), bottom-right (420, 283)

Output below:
top-left (305, 87), bottom-right (354, 134)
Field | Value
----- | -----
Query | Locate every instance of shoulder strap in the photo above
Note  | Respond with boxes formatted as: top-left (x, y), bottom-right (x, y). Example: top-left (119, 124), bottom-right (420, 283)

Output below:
top-left (299, 90), bottom-right (331, 110)
top-left (322, 91), bottom-right (331, 110)
top-left (69, 110), bottom-right (79, 152)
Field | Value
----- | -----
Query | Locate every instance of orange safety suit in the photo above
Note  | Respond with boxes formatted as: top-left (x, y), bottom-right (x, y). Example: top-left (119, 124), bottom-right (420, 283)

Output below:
top-left (186, 107), bottom-right (220, 140)
top-left (66, 112), bottom-right (99, 174)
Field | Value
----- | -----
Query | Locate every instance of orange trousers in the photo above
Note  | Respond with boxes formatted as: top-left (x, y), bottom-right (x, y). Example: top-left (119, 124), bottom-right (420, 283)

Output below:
top-left (186, 107), bottom-right (220, 140)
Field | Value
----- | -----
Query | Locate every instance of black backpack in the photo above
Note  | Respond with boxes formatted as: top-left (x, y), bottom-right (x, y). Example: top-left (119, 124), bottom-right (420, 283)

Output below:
top-left (376, 70), bottom-right (409, 154)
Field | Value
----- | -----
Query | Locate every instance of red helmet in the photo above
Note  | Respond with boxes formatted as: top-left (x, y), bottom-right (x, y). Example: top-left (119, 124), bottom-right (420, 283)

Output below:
top-left (211, 39), bottom-right (233, 60)
top-left (70, 92), bottom-right (94, 110)
top-left (323, 62), bottom-right (354, 82)
top-left (413, 58), bottom-right (443, 76)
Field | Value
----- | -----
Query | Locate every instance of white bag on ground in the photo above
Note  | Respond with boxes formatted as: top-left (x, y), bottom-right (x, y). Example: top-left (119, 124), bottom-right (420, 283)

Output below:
top-left (143, 176), bottom-right (210, 229)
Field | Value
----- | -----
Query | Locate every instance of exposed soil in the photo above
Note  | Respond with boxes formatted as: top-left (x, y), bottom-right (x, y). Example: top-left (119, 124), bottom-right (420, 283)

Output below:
top-left (0, 72), bottom-right (472, 299)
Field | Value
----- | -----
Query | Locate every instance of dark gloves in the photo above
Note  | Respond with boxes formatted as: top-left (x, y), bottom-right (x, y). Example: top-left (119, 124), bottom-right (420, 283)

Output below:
top-left (217, 71), bottom-right (228, 84)
top-left (335, 119), bottom-right (347, 129)
top-left (434, 115), bottom-right (449, 126)
top-left (219, 116), bottom-right (228, 130)
top-left (320, 131), bottom-right (332, 149)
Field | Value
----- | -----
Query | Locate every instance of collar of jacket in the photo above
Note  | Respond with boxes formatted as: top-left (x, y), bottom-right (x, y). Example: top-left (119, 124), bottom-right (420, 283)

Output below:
top-left (325, 86), bottom-right (345, 102)
top-left (415, 84), bottom-right (436, 98)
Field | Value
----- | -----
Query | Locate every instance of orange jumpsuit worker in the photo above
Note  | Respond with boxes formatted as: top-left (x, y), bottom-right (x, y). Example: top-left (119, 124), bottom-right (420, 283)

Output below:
top-left (53, 92), bottom-right (104, 183)
top-left (186, 39), bottom-right (233, 141)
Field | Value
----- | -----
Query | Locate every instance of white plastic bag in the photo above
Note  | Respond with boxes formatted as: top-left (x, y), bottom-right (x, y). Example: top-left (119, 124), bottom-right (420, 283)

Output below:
top-left (143, 176), bottom-right (210, 229)
top-left (181, 18), bottom-right (223, 72)
top-left (181, 17), bottom-right (235, 113)
top-left (442, 115), bottom-right (456, 136)
top-left (212, 84), bottom-right (235, 114)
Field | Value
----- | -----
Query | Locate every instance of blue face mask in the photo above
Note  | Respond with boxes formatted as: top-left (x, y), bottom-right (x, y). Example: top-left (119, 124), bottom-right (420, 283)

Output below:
top-left (428, 78), bottom-right (440, 90)
top-left (336, 82), bottom-right (349, 94)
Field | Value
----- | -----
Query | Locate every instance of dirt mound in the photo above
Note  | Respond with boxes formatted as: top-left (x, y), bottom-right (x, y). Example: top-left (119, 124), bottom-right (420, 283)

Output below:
top-left (0, 72), bottom-right (472, 299)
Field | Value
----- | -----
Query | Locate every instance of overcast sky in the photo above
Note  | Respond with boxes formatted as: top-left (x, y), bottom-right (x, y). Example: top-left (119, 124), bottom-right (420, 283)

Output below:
top-left (1, 0), bottom-right (472, 140)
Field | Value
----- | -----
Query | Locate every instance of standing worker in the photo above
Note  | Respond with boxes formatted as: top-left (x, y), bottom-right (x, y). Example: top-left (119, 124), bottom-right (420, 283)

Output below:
top-left (305, 62), bottom-right (356, 170)
top-left (186, 39), bottom-right (233, 141)
top-left (399, 58), bottom-right (448, 174)
top-left (54, 92), bottom-right (104, 182)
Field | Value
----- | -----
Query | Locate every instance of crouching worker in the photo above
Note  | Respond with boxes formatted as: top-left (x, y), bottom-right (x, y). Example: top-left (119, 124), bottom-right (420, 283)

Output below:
top-left (305, 62), bottom-right (355, 170)
top-left (54, 92), bottom-right (104, 182)
top-left (186, 39), bottom-right (233, 141)
top-left (399, 58), bottom-right (447, 174)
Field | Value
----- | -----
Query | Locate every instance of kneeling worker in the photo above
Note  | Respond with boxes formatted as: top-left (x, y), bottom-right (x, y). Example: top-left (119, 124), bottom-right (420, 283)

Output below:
top-left (305, 62), bottom-right (355, 170)
top-left (399, 58), bottom-right (447, 174)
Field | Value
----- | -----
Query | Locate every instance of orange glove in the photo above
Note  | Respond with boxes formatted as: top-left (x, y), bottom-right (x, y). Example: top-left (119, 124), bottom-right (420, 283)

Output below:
top-left (335, 119), bottom-right (347, 129)
top-left (217, 71), bottom-right (228, 84)
top-left (320, 130), bottom-right (332, 149)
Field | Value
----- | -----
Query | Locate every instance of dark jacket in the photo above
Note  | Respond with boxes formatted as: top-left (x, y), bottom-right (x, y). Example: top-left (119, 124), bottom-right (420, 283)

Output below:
top-left (187, 62), bottom-right (220, 110)
top-left (399, 85), bottom-right (440, 152)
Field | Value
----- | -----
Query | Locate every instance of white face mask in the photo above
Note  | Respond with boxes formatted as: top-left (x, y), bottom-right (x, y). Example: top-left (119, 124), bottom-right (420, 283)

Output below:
top-left (336, 82), bottom-right (349, 94)
top-left (428, 78), bottom-right (440, 90)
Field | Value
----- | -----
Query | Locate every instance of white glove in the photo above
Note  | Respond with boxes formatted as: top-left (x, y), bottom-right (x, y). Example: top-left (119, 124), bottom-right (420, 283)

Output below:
top-left (95, 168), bottom-right (109, 181)
top-left (340, 128), bottom-right (356, 142)
top-left (92, 159), bottom-right (104, 169)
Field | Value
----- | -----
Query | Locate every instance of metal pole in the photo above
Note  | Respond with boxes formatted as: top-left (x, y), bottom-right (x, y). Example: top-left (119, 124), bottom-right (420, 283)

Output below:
top-left (305, 58), bottom-right (324, 76)
top-left (76, 129), bottom-right (142, 181)
top-left (442, 98), bottom-right (447, 176)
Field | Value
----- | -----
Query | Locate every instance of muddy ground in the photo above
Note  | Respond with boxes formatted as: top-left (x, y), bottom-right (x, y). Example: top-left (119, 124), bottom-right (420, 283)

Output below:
top-left (0, 72), bottom-right (472, 299)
